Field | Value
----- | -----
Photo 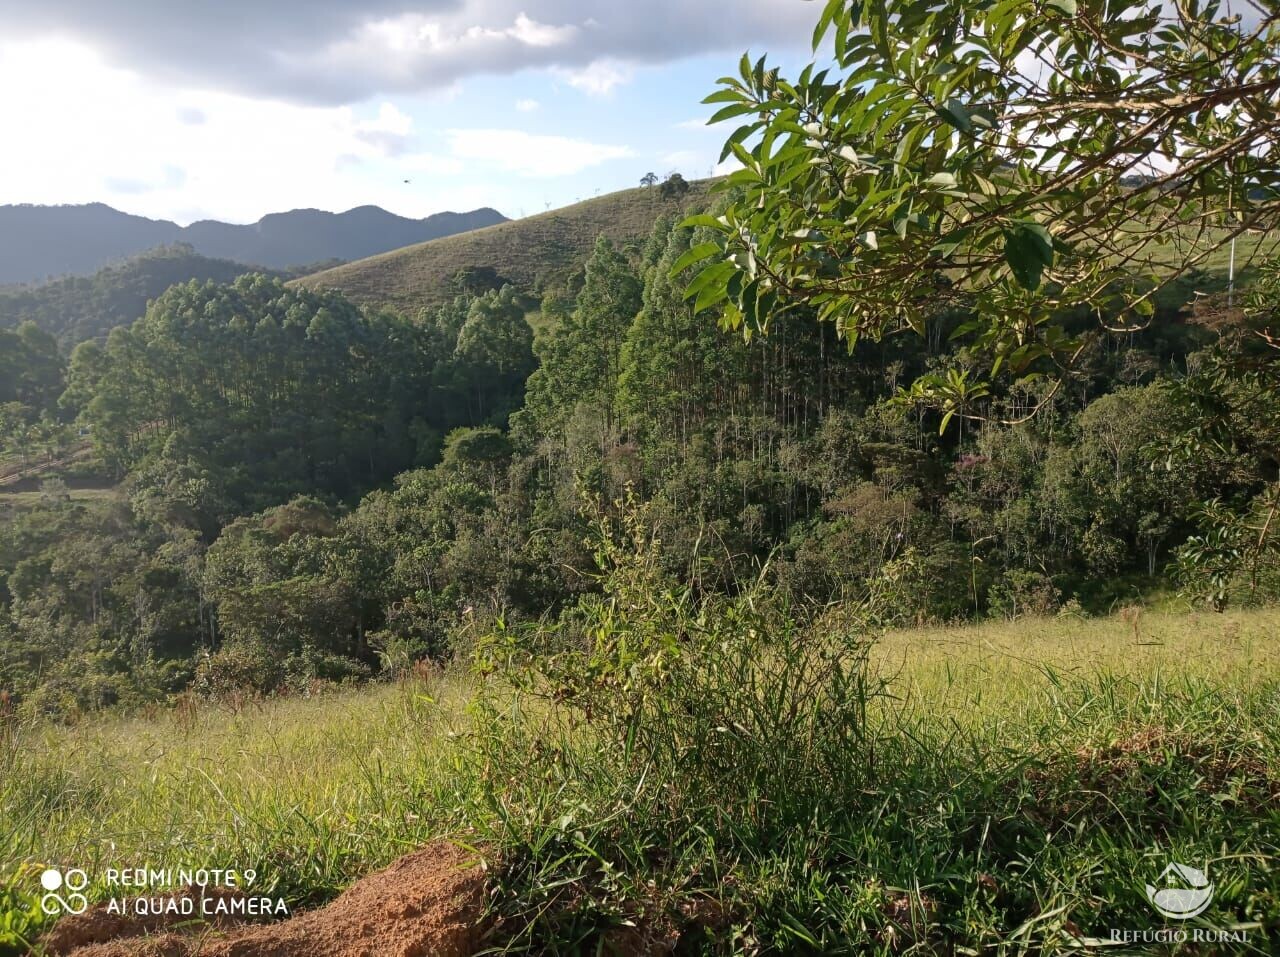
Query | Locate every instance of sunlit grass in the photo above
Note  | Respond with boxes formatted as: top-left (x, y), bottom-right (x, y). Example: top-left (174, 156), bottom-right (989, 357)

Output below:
top-left (0, 487), bottom-right (120, 513)
top-left (1, 677), bottom-right (476, 927)
top-left (875, 606), bottom-right (1280, 723)
top-left (3, 606), bottom-right (1279, 952)
top-left (296, 181), bottom-right (714, 314)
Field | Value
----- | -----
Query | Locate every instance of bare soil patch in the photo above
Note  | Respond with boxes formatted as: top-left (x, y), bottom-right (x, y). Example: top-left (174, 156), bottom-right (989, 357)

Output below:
top-left (41, 843), bottom-right (488, 957)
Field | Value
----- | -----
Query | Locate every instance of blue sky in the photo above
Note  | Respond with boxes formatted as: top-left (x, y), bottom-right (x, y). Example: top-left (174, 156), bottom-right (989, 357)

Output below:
top-left (0, 2), bottom-right (817, 224)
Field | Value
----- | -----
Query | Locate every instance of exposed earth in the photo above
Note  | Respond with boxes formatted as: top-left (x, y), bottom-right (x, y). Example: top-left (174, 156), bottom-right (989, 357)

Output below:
top-left (41, 844), bottom-right (488, 957)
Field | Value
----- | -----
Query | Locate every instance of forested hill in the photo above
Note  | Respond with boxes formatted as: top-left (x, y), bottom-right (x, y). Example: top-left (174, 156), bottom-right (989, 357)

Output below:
top-left (296, 177), bottom-right (711, 314)
top-left (0, 202), bottom-right (507, 284)
top-left (0, 245), bottom-right (275, 344)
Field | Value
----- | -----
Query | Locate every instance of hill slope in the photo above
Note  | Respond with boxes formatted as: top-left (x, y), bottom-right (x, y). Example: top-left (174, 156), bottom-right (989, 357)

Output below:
top-left (0, 244), bottom-right (271, 343)
top-left (0, 203), bottom-right (507, 284)
top-left (296, 181), bottom-right (713, 313)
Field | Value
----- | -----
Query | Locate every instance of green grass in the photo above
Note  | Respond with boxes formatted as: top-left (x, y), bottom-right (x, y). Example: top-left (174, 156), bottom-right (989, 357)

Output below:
top-left (295, 182), bottom-right (714, 315)
top-left (0, 680), bottom-right (478, 951)
top-left (3, 606), bottom-right (1279, 953)
top-left (873, 607), bottom-right (1280, 722)
top-left (0, 486), bottom-right (120, 515)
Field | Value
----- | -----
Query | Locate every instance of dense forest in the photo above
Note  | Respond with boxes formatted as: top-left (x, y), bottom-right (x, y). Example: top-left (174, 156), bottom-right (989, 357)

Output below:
top-left (1, 197), bottom-right (1276, 715)
top-left (0, 245), bottom-right (270, 345)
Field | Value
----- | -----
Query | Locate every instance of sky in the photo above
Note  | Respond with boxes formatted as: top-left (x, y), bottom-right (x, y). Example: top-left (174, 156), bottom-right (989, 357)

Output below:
top-left (0, 1), bottom-right (817, 225)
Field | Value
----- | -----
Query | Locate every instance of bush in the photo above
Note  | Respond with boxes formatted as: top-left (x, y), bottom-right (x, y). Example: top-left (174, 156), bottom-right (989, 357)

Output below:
top-left (281, 647), bottom-right (371, 692)
top-left (986, 568), bottom-right (1061, 620)
top-left (471, 498), bottom-right (886, 948)
top-left (191, 644), bottom-right (283, 697)
top-left (192, 643), bottom-right (370, 698)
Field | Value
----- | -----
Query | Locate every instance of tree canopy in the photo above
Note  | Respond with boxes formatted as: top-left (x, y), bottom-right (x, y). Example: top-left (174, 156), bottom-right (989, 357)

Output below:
top-left (680, 0), bottom-right (1280, 424)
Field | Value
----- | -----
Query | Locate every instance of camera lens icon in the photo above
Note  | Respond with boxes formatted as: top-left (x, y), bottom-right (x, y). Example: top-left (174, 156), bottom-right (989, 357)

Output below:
top-left (39, 867), bottom-right (89, 915)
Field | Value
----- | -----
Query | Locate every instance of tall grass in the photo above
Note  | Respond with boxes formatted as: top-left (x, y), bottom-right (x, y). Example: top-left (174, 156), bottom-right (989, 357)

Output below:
top-left (463, 517), bottom-right (1280, 952)
top-left (0, 680), bottom-right (478, 952)
top-left (2, 563), bottom-right (1278, 952)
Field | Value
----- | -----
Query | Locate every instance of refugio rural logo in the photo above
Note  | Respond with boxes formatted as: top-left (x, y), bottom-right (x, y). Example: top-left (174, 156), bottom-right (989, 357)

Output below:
top-left (1145, 862), bottom-right (1214, 920)
top-left (1104, 861), bottom-right (1249, 947)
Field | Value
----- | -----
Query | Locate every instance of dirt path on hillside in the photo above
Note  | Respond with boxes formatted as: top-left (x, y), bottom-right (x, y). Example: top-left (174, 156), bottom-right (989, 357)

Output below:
top-left (41, 843), bottom-right (488, 957)
top-left (0, 442), bottom-right (93, 487)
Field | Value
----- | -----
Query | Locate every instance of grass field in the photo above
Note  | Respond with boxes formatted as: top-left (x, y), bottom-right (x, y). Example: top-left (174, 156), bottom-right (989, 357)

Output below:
top-left (3, 606), bottom-right (1278, 953)
top-left (0, 486), bottom-right (119, 515)
top-left (295, 182), bottom-right (714, 315)
top-left (874, 607), bottom-right (1280, 720)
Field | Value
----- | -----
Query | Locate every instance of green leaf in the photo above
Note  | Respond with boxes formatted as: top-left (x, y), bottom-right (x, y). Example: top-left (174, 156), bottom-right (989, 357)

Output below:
top-left (812, 0), bottom-right (842, 51)
top-left (681, 259), bottom-right (732, 299)
top-left (1046, 0), bottom-right (1077, 15)
top-left (701, 88), bottom-right (747, 105)
top-left (937, 98), bottom-right (972, 133)
top-left (1017, 221), bottom-right (1054, 264)
top-left (693, 280), bottom-right (730, 314)
top-left (719, 122), bottom-right (761, 163)
top-left (1002, 221), bottom-right (1054, 290)
top-left (709, 102), bottom-right (759, 124)
top-left (669, 242), bottom-right (722, 277)
top-left (679, 214), bottom-right (723, 230)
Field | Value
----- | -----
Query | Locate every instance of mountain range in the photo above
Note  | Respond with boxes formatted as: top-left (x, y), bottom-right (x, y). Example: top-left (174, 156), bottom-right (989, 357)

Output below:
top-left (0, 203), bottom-right (508, 285)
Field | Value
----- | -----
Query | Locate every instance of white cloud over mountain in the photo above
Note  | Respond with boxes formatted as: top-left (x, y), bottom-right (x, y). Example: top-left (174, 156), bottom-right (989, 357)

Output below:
top-left (0, 38), bottom-right (596, 223)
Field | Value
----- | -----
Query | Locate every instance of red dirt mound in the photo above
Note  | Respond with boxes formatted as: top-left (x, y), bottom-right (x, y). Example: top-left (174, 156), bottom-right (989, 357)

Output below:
top-left (40, 886), bottom-right (255, 955)
top-left (41, 843), bottom-right (488, 957)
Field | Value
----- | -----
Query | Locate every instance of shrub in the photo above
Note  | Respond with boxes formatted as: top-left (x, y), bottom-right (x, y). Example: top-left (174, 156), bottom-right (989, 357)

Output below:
top-left (471, 497), bottom-right (886, 947)
top-left (192, 643), bottom-right (370, 698)
top-left (191, 644), bottom-right (283, 697)
top-left (987, 568), bottom-right (1061, 620)
top-left (281, 647), bottom-right (371, 692)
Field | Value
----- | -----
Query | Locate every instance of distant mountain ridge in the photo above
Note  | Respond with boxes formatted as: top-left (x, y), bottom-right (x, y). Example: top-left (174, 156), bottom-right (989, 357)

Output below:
top-left (0, 203), bottom-right (508, 284)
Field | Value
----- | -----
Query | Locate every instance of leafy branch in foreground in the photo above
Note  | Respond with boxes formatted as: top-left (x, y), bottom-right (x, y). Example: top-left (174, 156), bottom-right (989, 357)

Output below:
top-left (677, 0), bottom-right (1280, 421)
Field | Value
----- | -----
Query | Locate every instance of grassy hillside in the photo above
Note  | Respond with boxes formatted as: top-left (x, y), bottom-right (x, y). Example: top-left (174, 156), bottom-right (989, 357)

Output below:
top-left (296, 181), bottom-right (714, 314)
top-left (5, 605), bottom-right (1278, 952)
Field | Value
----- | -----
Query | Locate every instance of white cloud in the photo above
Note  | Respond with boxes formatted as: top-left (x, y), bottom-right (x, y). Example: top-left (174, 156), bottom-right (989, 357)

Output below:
top-left (400, 152), bottom-right (468, 176)
top-left (362, 102), bottom-right (413, 136)
top-left (0, 38), bottom-right (493, 223)
top-left (555, 58), bottom-right (633, 95)
top-left (353, 101), bottom-right (416, 154)
top-left (508, 12), bottom-right (577, 47)
top-left (515, 97), bottom-right (540, 112)
top-left (0, 1), bottom-right (816, 104)
top-left (446, 128), bottom-right (633, 176)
